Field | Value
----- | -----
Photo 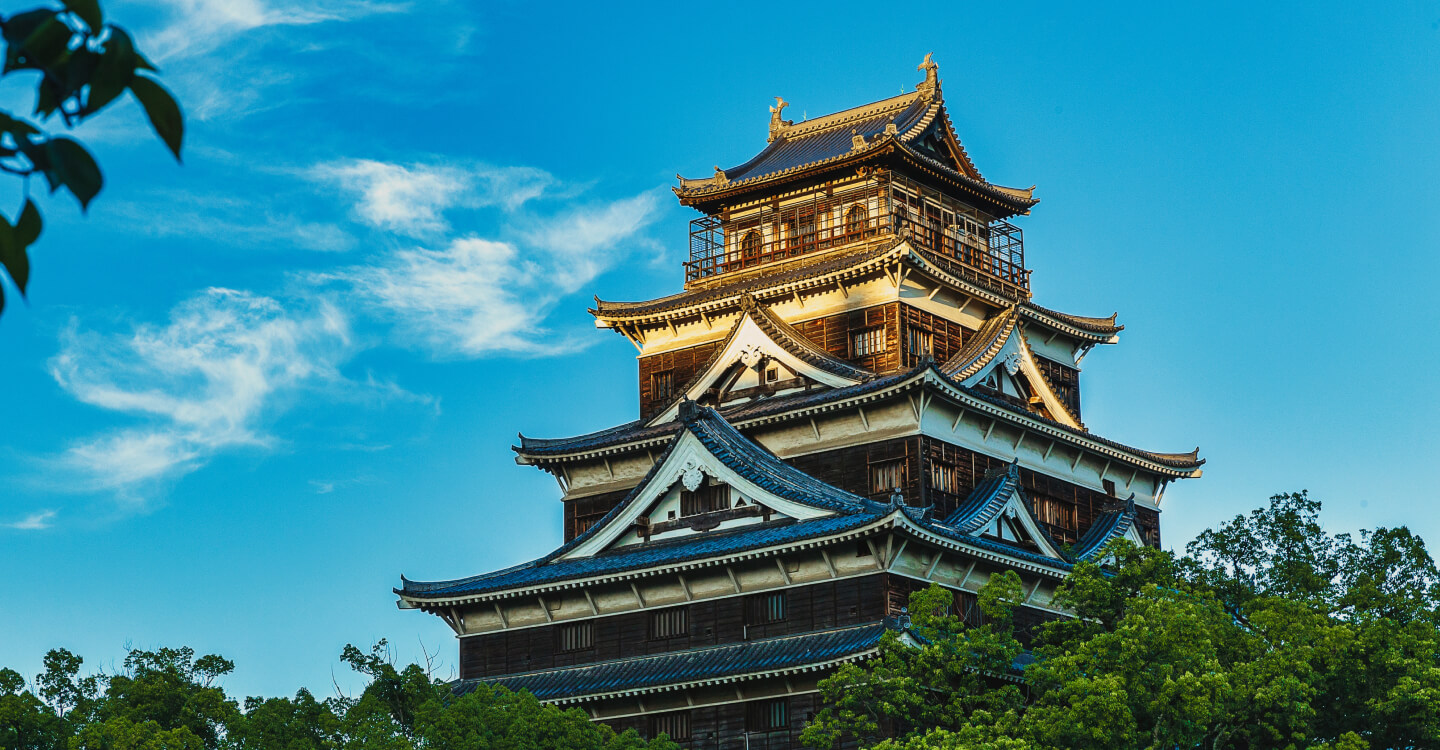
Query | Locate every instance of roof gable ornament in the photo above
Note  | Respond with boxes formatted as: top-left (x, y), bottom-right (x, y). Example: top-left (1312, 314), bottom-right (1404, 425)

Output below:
top-left (768, 97), bottom-right (793, 142)
top-left (916, 53), bottom-right (941, 100)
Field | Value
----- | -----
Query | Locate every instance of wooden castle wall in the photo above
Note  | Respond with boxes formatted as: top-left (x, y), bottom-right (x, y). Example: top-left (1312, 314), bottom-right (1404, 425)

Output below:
top-left (459, 575), bottom-right (898, 680)
top-left (564, 489), bottom-right (631, 542)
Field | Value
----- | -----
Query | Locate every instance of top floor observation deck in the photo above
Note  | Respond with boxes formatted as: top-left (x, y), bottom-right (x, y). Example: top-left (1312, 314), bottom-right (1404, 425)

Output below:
top-left (685, 171), bottom-right (1029, 299)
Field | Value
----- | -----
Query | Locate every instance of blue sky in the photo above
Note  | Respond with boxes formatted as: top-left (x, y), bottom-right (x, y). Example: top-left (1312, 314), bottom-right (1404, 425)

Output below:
top-left (2, 0), bottom-right (1438, 699)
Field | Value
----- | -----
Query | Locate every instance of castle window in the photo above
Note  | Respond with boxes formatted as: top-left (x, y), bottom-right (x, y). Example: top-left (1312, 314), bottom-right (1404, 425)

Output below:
top-left (1102, 479), bottom-right (1117, 496)
top-left (930, 461), bottom-right (959, 494)
top-left (649, 607), bottom-right (688, 639)
top-left (1035, 496), bottom-right (1076, 532)
top-left (870, 459), bottom-right (906, 495)
top-left (851, 327), bottom-right (884, 358)
top-left (746, 698), bottom-right (788, 733)
top-left (905, 325), bottom-right (934, 362)
top-left (680, 481), bottom-right (729, 517)
top-left (764, 365), bottom-right (781, 383)
top-left (649, 711), bottom-right (691, 741)
top-left (741, 229), bottom-right (762, 259)
top-left (557, 622), bottom-right (593, 653)
top-left (745, 592), bottom-right (786, 626)
top-left (845, 204), bottom-right (868, 236)
top-left (651, 370), bottom-right (675, 404)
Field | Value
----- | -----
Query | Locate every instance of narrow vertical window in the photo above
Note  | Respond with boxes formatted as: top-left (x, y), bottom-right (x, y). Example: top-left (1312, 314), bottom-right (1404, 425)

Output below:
top-left (870, 459), bottom-right (906, 495)
top-left (851, 327), bottom-right (884, 358)
top-left (746, 698), bottom-right (788, 732)
top-left (680, 481), bottom-right (729, 517)
top-left (651, 369), bottom-right (675, 404)
top-left (745, 592), bottom-right (786, 626)
top-left (649, 607), bottom-right (689, 639)
top-left (929, 461), bottom-right (958, 494)
top-left (558, 622), bottom-right (593, 653)
top-left (649, 711), bottom-right (691, 741)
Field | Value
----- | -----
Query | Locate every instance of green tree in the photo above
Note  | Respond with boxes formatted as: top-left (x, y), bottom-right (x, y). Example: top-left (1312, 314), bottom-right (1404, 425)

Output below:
top-left (0, 0), bottom-right (183, 315)
top-left (807, 493), bottom-right (1440, 750)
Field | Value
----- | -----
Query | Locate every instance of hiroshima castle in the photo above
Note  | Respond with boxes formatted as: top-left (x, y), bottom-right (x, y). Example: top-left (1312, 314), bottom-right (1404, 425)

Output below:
top-left (397, 56), bottom-right (1203, 749)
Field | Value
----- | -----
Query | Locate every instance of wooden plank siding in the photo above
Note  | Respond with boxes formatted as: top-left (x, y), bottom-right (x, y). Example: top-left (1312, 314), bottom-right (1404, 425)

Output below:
top-left (639, 341), bottom-right (722, 420)
top-left (460, 576), bottom-right (898, 680)
top-left (1033, 356), bottom-right (1082, 420)
top-left (564, 489), bottom-right (631, 542)
top-left (602, 693), bottom-right (840, 750)
top-left (784, 436), bottom-right (1155, 549)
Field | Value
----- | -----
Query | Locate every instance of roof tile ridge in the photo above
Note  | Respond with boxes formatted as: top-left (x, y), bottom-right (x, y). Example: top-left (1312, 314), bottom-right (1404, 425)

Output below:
top-left (940, 306), bottom-right (1020, 380)
top-left (749, 300), bottom-right (875, 381)
top-left (1020, 300), bottom-right (1123, 333)
top-left (1072, 494), bottom-right (1138, 561)
top-left (774, 92), bottom-right (920, 140)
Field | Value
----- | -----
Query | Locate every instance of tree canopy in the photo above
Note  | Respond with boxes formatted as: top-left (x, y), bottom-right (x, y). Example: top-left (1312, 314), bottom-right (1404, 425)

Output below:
top-left (804, 492), bottom-right (1440, 750)
top-left (1, 640), bottom-right (679, 750)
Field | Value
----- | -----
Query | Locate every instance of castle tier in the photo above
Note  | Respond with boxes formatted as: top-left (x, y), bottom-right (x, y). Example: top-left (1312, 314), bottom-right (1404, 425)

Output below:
top-left (396, 56), bottom-right (1202, 750)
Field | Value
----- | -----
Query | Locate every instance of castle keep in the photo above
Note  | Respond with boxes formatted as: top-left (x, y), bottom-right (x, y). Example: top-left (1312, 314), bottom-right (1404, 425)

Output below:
top-left (397, 57), bottom-right (1203, 749)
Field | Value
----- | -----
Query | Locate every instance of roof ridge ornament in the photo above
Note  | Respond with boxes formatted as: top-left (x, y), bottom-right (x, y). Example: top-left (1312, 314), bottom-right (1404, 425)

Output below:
top-left (768, 97), bottom-right (793, 142)
top-left (916, 53), bottom-right (941, 101)
top-left (851, 129), bottom-right (866, 151)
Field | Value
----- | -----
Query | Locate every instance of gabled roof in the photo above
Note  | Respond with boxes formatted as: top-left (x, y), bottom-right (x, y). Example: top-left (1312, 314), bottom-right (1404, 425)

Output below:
top-left (940, 306), bottom-right (1020, 381)
top-left (674, 58), bottom-right (1037, 217)
top-left (404, 406), bottom-right (876, 601)
top-left (1071, 496), bottom-right (1139, 562)
top-left (647, 294), bottom-right (873, 425)
top-left (933, 461), bottom-right (1065, 560)
top-left (515, 364), bottom-right (1204, 477)
top-left (453, 620), bottom-right (903, 703)
top-left (945, 461), bottom-right (1023, 532)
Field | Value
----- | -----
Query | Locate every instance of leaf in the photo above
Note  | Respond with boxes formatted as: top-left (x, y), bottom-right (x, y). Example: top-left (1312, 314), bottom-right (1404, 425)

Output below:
top-left (0, 212), bottom-right (26, 298)
top-left (16, 199), bottom-right (42, 248)
top-left (1, 10), bottom-right (58, 47)
top-left (128, 75), bottom-right (183, 160)
top-left (43, 137), bottom-right (103, 209)
top-left (17, 16), bottom-right (74, 72)
top-left (0, 110), bottom-right (39, 137)
top-left (61, 0), bottom-right (103, 30)
top-left (86, 26), bottom-right (136, 114)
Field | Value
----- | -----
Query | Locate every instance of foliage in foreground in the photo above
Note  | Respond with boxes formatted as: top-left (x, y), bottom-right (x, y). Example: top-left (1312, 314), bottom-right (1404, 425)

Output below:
top-left (804, 492), bottom-right (1440, 750)
top-left (0, 0), bottom-right (184, 316)
top-left (0, 640), bottom-right (678, 749)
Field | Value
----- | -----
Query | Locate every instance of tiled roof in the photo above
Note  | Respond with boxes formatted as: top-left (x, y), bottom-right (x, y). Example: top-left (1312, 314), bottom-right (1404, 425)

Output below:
top-left (673, 81), bottom-right (1036, 216)
top-left (405, 406), bottom-right (877, 601)
top-left (517, 364), bottom-right (1203, 472)
top-left (398, 513), bottom-right (882, 600)
top-left (453, 620), bottom-right (896, 702)
top-left (1071, 496), bottom-right (1138, 562)
top-left (1020, 300), bottom-right (1123, 335)
top-left (645, 295), bottom-right (874, 425)
top-left (939, 306), bottom-right (1019, 381)
top-left (944, 461), bottom-right (1022, 532)
top-left (592, 241), bottom-right (899, 319)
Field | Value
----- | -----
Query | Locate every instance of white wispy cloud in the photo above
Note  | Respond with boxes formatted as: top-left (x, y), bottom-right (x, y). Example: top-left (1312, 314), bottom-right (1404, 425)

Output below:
top-left (306, 160), bottom-right (558, 237)
top-left (5, 510), bottom-right (57, 530)
top-left (50, 288), bottom-right (354, 495)
top-left (311, 187), bottom-right (662, 358)
top-left (143, 0), bottom-right (405, 62)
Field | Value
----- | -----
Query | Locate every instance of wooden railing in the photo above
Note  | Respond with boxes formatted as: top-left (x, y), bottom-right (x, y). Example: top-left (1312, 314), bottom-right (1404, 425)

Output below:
top-left (685, 174), bottom-right (1029, 297)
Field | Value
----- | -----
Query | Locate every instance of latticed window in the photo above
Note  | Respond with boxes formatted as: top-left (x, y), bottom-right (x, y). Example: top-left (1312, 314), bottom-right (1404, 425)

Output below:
top-left (557, 622), bottom-right (593, 653)
top-left (649, 607), bottom-right (688, 639)
top-left (930, 461), bottom-right (959, 494)
top-left (745, 592), bottom-right (786, 626)
top-left (1035, 496), bottom-right (1076, 532)
top-left (870, 459), bottom-right (906, 495)
top-left (649, 711), bottom-right (690, 741)
top-left (845, 204), bottom-right (868, 236)
top-left (741, 229), bottom-right (762, 258)
top-left (680, 481), bottom-right (729, 517)
top-left (851, 327), bottom-right (884, 358)
top-left (905, 325), bottom-right (934, 361)
top-left (651, 370), bottom-right (675, 404)
top-left (746, 698), bottom-right (788, 733)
